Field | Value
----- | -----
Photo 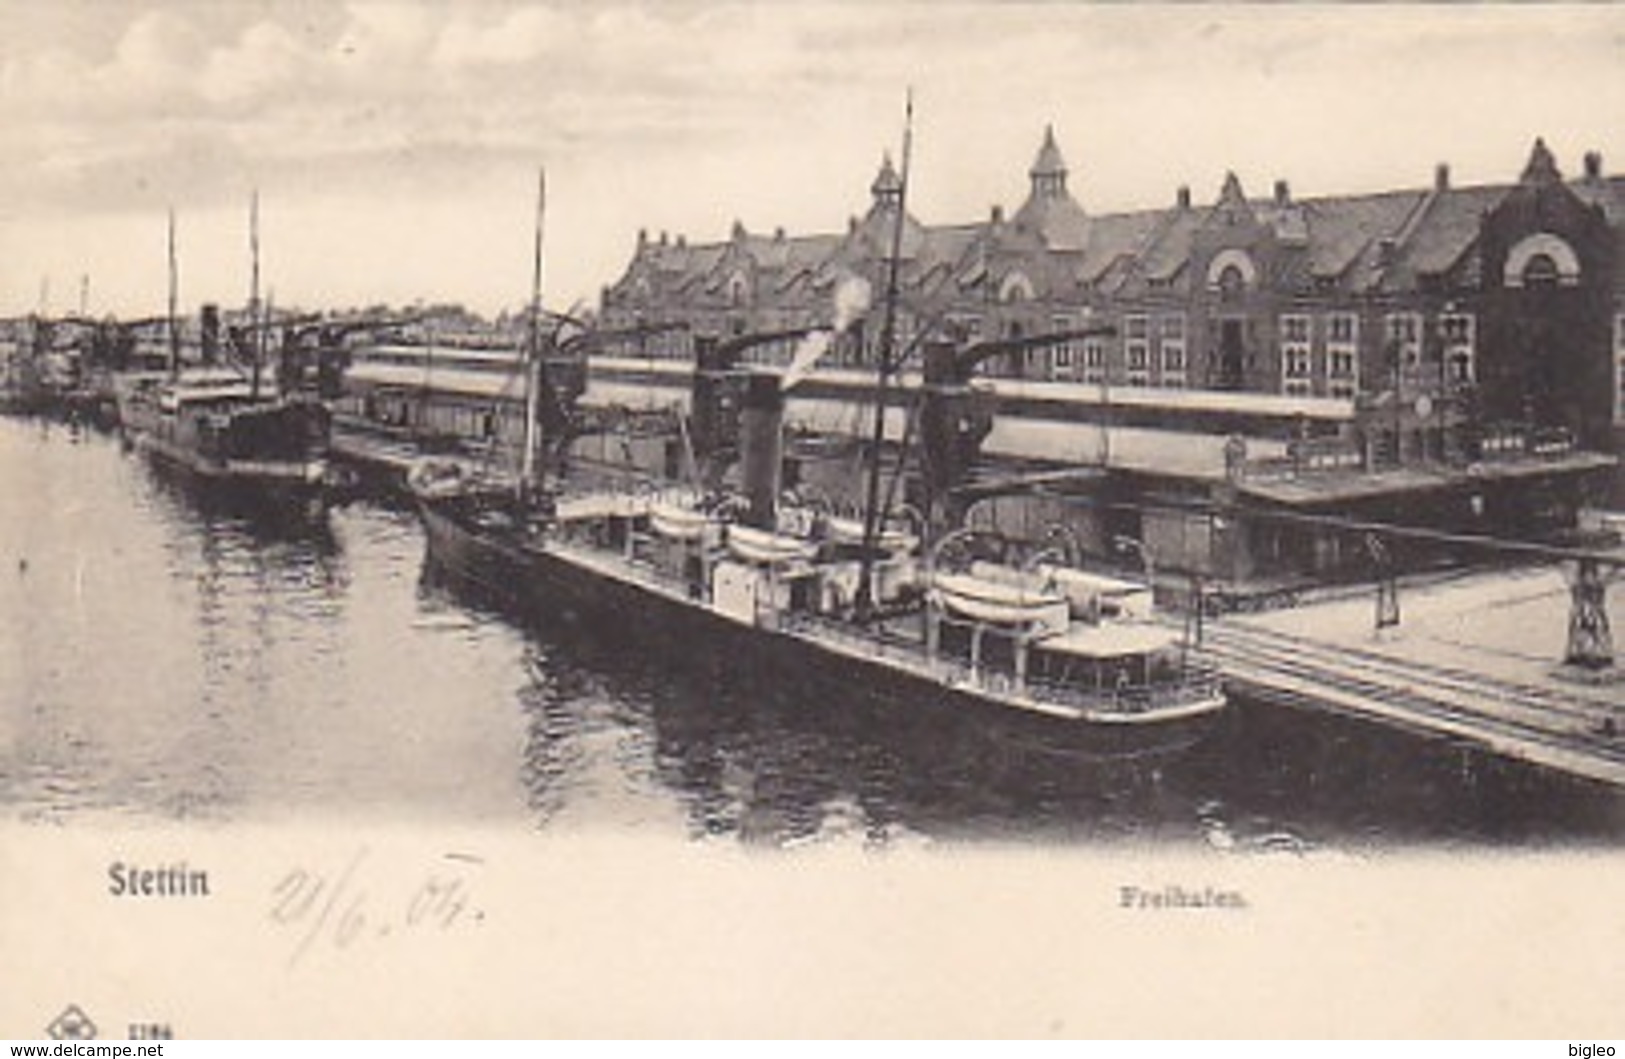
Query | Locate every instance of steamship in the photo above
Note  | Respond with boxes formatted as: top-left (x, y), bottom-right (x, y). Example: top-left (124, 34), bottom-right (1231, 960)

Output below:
top-left (118, 203), bottom-right (345, 515)
top-left (415, 146), bottom-right (1225, 757)
top-left (118, 368), bottom-right (334, 507)
top-left (116, 304), bottom-right (337, 514)
top-left (415, 361), bottom-right (1225, 757)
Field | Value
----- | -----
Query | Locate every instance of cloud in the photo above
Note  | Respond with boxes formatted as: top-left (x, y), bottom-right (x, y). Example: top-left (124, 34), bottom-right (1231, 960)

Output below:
top-left (201, 21), bottom-right (314, 108)
top-left (2, 2), bottom-right (1623, 316)
top-left (429, 6), bottom-right (572, 70)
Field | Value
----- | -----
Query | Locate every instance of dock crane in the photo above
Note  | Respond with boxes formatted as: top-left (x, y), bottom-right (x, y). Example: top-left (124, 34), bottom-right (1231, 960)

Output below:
top-left (917, 324), bottom-right (1118, 533)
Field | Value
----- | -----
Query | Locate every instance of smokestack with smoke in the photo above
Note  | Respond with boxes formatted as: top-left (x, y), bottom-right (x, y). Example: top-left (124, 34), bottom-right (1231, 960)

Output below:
top-left (781, 274), bottom-right (873, 392)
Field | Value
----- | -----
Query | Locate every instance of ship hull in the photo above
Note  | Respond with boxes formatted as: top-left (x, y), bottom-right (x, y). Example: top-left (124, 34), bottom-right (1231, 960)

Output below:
top-left (118, 385), bottom-right (334, 519)
top-left (418, 495), bottom-right (1224, 759)
top-left (130, 429), bottom-right (331, 517)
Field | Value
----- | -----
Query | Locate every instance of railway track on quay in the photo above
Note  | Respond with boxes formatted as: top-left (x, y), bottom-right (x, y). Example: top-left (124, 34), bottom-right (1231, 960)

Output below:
top-left (1199, 622), bottom-right (1625, 788)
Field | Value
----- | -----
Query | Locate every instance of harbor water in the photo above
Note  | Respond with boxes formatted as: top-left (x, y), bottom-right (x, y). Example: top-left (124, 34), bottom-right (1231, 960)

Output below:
top-left (1, 417), bottom-right (1620, 849)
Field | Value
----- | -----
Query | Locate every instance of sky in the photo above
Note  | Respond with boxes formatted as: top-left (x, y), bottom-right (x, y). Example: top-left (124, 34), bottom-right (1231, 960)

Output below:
top-left (1, 1), bottom-right (1622, 320)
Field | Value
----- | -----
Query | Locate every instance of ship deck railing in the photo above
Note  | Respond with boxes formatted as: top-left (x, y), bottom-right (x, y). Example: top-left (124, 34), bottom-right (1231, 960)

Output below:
top-left (551, 523), bottom-right (1224, 718)
top-left (779, 610), bottom-right (1223, 716)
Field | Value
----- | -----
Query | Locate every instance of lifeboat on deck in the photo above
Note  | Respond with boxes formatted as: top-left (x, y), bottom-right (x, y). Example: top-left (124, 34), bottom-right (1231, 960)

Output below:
top-left (725, 523), bottom-right (820, 565)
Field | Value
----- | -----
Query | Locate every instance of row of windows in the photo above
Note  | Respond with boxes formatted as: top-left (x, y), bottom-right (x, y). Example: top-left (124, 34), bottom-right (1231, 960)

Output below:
top-left (1042, 336), bottom-right (1187, 388)
top-left (1277, 311), bottom-right (1471, 348)
top-left (1278, 311), bottom-right (1476, 385)
top-left (608, 308), bottom-right (1479, 387)
top-left (908, 309), bottom-right (1469, 353)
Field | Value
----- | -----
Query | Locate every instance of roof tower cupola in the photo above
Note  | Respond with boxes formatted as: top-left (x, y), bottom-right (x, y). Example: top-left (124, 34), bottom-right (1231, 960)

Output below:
top-left (1029, 124), bottom-right (1068, 200)
top-left (870, 152), bottom-right (903, 212)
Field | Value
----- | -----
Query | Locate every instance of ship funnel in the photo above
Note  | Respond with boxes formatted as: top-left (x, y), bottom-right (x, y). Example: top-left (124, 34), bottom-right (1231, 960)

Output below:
top-left (919, 337), bottom-right (993, 534)
top-left (740, 371), bottom-right (785, 530)
top-left (920, 337), bottom-right (967, 496)
top-left (922, 337), bottom-right (961, 387)
top-left (690, 334), bottom-right (740, 485)
top-left (200, 304), bottom-right (220, 365)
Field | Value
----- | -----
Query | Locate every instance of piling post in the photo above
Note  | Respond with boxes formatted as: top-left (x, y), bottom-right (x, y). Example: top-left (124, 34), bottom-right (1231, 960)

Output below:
top-left (1564, 558), bottom-right (1614, 670)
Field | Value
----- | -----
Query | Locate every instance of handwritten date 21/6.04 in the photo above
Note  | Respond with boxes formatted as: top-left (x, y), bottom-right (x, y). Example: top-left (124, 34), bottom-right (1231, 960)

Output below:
top-left (268, 847), bottom-right (486, 967)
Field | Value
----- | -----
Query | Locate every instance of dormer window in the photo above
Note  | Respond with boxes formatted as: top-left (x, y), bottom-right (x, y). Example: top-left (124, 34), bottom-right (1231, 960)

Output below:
top-left (1206, 248), bottom-right (1258, 300)
top-left (1504, 232), bottom-right (1581, 288)
top-left (999, 271), bottom-right (1036, 304)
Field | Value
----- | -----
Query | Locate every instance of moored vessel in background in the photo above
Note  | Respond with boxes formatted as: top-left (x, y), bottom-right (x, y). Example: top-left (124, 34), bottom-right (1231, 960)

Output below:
top-left (116, 365), bottom-right (336, 513)
top-left (116, 203), bottom-right (346, 517)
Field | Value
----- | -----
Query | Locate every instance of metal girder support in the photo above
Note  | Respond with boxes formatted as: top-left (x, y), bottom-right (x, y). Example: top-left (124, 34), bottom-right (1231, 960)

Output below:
top-left (1565, 558), bottom-right (1614, 670)
top-left (1366, 533), bottom-right (1400, 630)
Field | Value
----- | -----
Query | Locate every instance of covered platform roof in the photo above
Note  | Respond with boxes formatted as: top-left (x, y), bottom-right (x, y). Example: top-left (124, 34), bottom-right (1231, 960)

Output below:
top-left (1235, 451), bottom-right (1618, 507)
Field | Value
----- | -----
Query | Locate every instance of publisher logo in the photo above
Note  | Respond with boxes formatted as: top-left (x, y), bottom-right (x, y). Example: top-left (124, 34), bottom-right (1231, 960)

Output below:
top-left (46, 1004), bottom-right (98, 1041)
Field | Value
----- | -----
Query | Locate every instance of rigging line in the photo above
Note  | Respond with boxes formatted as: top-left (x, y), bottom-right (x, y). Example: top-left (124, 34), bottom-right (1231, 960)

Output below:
top-left (857, 88), bottom-right (914, 616)
top-left (521, 166), bottom-right (546, 493)
top-left (167, 207), bottom-right (179, 377)
top-left (250, 190), bottom-right (261, 396)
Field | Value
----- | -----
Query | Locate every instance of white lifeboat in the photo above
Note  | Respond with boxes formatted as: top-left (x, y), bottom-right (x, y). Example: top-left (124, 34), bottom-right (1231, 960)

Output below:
top-left (824, 514), bottom-right (919, 554)
top-left (930, 570), bottom-right (1069, 629)
top-left (726, 523), bottom-right (819, 565)
top-left (649, 500), bottom-right (713, 542)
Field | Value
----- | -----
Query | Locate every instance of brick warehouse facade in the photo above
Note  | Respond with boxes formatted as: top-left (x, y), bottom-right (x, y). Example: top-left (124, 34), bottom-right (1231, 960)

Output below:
top-left (598, 131), bottom-right (1625, 506)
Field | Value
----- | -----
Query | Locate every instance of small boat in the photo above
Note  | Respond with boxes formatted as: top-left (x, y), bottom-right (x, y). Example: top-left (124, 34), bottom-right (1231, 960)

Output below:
top-left (724, 522), bottom-right (821, 565)
top-left (824, 513), bottom-right (919, 554)
top-left (930, 569), bottom-right (1069, 629)
top-left (648, 497), bottom-right (713, 541)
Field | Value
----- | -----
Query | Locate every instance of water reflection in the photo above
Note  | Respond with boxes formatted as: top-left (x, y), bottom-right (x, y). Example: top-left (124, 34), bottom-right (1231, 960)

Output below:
top-left (423, 543), bottom-right (1625, 852)
top-left (2, 417), bottom-right (1620, 848)
top-left (1, 420), bottom-right (529, 827)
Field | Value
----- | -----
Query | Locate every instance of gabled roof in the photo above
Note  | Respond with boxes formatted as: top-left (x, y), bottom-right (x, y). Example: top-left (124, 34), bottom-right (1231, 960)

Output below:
top-left (1297, 190), bottom-right (1425, 280)
top-left (1075, 211), bottom-right (1165, 285)
top-left (1012, 191), bottom-right (1091, 251)
top-left (606, 133), bottom-right (1625, 311)
top-left (1137, 206), bottom-right (1207, 284)
top-left (740, 232), bottom-right (843, 277)
top-left (1400, 184), bottom-right (1506, 278)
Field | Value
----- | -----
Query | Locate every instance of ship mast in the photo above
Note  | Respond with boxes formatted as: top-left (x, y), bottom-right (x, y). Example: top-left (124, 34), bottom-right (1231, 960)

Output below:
top-left (249, 189), bottom-right (262, 397)
top-left (520, 167), bottom-right (546, 495)
top-left (856, 91), bottom-right (913, 619)
top-left (167, 207), bottom-right (179, 378)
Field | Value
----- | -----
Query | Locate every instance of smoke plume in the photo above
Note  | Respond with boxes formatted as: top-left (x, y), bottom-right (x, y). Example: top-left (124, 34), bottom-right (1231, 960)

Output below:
top-left (781, 273), bottom-right (872, 392)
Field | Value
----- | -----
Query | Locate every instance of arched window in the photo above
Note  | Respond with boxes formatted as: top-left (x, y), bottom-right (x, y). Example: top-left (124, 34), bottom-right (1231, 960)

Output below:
top-left (1504, 233), bottom-right (1581, 288)
top-left (1206, 248), bottom-right (1258, 298)
top-left (999, 271), bottom-right (1035, 304)
top-left (727, 272), bottom-right (749, 307)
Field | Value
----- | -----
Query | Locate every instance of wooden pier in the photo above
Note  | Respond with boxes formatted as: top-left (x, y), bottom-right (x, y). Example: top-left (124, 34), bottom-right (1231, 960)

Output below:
top-left (1199, 563), bottom-right (1625, 787)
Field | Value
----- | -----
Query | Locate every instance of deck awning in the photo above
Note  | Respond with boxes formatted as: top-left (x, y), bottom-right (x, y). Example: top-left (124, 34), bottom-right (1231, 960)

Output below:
top-left (1033, 623), bottom-right (1179, 659)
